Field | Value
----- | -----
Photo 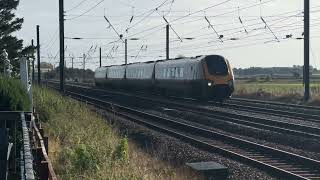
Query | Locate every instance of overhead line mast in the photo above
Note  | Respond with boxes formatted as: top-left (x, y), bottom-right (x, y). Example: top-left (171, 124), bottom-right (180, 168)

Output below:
top-left (59, 0), bottom-right (65, 92)
top-left (304, 0), bottom-right (310, 101)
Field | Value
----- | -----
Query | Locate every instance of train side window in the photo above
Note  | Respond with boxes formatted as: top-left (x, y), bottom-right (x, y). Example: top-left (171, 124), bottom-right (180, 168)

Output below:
top-left (170, 68), bottom-right (174, 78)
top-left (176, 68), bottom-right (180, 78)
top-left (167, 68), bottom-right (170, 78)
top-left (180, 68), bottom-right (184, 78)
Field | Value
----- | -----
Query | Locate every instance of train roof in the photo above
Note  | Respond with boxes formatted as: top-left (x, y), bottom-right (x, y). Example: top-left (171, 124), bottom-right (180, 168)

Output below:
top-left (96, 55), bottom-right (224, 70)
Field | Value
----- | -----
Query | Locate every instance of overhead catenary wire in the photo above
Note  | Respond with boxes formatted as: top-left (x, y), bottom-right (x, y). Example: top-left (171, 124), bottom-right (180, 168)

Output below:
top-left (104, 15), bottom-right (125, 42)
top-left (125, 0), bottom-right (172, 32)
top-left (205, 16), bottom-right (224, 43)
top-left (44, 0), bottom-right (320, 68)
top-left (65, 0), bottom-right (90, 12)
top-left (260, 16), bottom-right (280, 42)
top-left (124, 0), bottom-right (277, 40)
top-left (162, 16), bottom-right (183, 42)
top-left (65, 0), bottom-right (105, 21)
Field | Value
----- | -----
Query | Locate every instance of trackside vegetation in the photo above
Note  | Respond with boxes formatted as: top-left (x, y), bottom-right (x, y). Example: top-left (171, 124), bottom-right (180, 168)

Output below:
top-left (33, 87), bottom-right (195, 179)
top-left (0, 76), bottom-right (30, 111)
top-left (234, 81), bottom-right (320, 105)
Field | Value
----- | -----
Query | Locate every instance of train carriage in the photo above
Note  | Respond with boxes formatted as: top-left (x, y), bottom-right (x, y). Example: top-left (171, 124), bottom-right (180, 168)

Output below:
top-left (126, 62), bottom-right (155, 90)
top-left (94, 54), bottom-right (235, 100)
top-left (154, 56), bottom-right (205, 97)
top-left (105, 65), bottom-right (126, 87)
top-left (94, 66), bottom-right (108, 87)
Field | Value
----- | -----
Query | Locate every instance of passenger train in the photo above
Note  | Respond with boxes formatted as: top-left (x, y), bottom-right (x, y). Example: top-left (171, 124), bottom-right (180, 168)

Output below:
top-left (94, 55), bottom-right (235, 100)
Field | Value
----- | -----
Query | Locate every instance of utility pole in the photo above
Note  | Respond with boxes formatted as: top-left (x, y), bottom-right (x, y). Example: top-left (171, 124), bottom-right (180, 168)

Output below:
top-left (36, 25), bottom-right (41, 84)
top-left (99, 47), bottom-right (102, 67)
top-left (83, 53), bottom-right (86, 81)
top-left (31, 39), bottom-right (35, 81)
top-left (59, 0), bottom-right (65, 92)
top-left (304, 0), bottom-right (310, 101)
top-left (71, 57), bottom-right (74, 69)
top-left (83, 53), bottom-right (86, 70)
top-left (125, 39), bottom-right (128, 65)
top-left (166, 24), bottom-right (169, 60)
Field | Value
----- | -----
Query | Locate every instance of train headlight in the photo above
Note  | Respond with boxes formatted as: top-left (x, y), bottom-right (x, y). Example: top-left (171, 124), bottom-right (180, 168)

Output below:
top-left (208, 82), bottom-right (213, 87)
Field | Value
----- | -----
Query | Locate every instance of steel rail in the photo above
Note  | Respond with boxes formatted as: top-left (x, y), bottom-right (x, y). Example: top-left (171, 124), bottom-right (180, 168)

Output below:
top-left (231, 97), bottom-right (320, 111)
top-left (214, 101), bottom-right (320, 123)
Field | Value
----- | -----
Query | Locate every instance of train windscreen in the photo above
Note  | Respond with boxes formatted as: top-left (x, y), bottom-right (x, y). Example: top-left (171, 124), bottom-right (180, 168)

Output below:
top-left (206, 56), bottom-right (228, 75)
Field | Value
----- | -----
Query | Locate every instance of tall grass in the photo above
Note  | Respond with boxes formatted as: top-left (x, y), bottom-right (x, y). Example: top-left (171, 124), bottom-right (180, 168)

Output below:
top-left (0, 76), bottom-right (30, 111)
top-left (33, 87), bottom-right (195, 179)
top-left (234, 82), bottom-right (320, 104)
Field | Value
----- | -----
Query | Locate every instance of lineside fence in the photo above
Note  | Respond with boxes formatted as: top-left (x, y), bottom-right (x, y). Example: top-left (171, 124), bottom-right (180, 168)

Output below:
top-left (0, 111), bottom-right (57, 180)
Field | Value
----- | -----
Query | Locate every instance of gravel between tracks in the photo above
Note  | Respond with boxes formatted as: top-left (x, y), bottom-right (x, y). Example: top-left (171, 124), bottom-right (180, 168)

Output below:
top-left (203, 105), bottom-right (320, 128)
top-left (89, 106), bottom-right (277, 180)
top-left (146, 107), bottom-right (320, 161)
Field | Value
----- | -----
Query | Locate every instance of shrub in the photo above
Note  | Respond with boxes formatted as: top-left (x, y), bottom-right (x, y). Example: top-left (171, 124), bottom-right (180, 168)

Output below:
top-left (69, 144), bottom-right (101, 172)
top-left (113, 137), bottom-right (129, 163)
top-left (0, 76), bottom-right (30, 111)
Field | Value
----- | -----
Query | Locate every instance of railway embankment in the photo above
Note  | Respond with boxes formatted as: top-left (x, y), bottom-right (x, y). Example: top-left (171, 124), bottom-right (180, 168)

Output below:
top-left (33, 86), bottom-right (199, 179)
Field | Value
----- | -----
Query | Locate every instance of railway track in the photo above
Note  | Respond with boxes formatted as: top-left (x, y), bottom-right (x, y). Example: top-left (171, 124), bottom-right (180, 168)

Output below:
top-left (49, 80), bottom-right (320, 122)
top-left (231, 97), bottom-right (320, 111)
top-left (47, 84), bottom-right (320, 180)
top-left (219, 99), bottom-right (320, 123)
top-left (47, 81), bottom-right (320, 140)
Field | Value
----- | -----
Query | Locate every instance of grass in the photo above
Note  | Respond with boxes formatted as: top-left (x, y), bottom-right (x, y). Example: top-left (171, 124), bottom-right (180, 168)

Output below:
top-left (0, 76), bottom-right (30, 111)
top-left (33, 86), bottom-right (198, 180)
top-left (234, 80), bottom-right (320, 105)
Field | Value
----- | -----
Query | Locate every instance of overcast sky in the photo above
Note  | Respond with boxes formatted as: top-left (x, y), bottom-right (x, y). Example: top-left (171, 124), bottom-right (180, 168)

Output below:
top-left (15, 0), bottom-right (320, 70)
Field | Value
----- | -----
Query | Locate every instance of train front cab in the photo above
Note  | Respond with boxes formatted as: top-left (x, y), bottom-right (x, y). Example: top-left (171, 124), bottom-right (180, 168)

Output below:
top-left (202, 55), bottom-right (235, 100)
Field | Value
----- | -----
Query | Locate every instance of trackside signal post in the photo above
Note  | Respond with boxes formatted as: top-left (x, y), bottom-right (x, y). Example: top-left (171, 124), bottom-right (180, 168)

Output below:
top-left (59, 0), bottom-right (65, 92)
top-left (304, 0), bottom-right (310, 101)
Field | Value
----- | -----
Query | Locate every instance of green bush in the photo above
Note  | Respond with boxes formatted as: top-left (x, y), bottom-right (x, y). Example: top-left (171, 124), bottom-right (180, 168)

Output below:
top-left (0, 76), bottom-right (30, 111)
top-left (113, 137), bottom-right (129, 163)
top-left (69, 144), bottom-right (101, 172)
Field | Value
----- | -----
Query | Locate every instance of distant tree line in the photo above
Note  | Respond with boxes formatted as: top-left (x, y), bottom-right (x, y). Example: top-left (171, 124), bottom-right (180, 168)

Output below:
top-left (44, 67), bottom-right (94, 82)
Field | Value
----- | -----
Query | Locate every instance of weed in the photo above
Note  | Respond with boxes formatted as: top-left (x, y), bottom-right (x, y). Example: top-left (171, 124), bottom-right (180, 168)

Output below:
top-left (0, 76), bottom-right (30, 111)
top-left (33, 86), bottom-right (198, 179)
top-left (113, 137), bottom-right (129, 163)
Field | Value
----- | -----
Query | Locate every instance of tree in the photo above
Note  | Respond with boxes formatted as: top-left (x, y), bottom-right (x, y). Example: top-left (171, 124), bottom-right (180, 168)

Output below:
top-left (292, 71), bottom-right (301, 79)
top-left (0, 0), bottom-right (24, 74)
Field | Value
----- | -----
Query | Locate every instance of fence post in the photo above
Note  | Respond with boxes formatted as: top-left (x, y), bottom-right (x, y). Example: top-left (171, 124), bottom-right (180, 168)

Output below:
top-left (20, 57), bottom-right (33, 111)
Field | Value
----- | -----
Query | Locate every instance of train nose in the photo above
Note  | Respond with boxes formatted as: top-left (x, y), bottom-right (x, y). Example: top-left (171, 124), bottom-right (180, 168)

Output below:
top-left (208, 85), bottom-right (232, 99)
